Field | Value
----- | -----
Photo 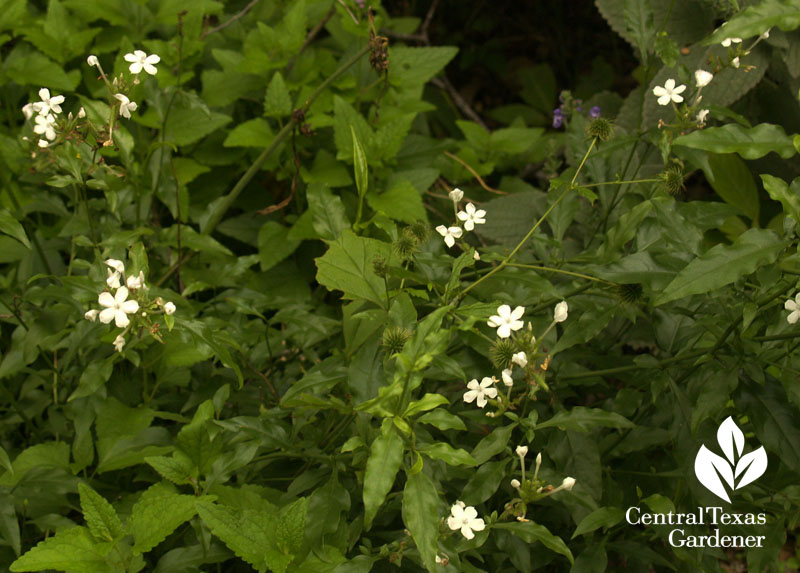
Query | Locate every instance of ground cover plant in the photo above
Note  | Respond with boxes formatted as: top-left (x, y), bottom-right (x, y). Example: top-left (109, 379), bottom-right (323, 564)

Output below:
top-left (1, 0), bottom-right (800, 571)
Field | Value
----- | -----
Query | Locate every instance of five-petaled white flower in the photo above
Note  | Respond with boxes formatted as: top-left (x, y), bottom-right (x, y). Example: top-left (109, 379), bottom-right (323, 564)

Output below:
top-left (501, 368), bottom-right (513, 387)
top-left (512, 352), bottom-right (527, 368)
top-left (33, 88), bottom-right (65, 116)
top-left (785, 294), bottom-right (800, 324)
top-left (463, 377), bottom-right (497, 408)
top-left (554, 301), bottom-right (568, 323)
top-left (436, 225), bottom-right (463, 248)
top-left (113, 334), bottom-right (126, 353)
top-left (652, 79), bottom-right (686, 106)
top-left (164, 301), bottom-right (176, 315)
top-left (457, 203), bottom-right (486, 231)
top-left (488, 304), bottom-right (525, 338)
top-left (447, 501), bottom-right (485, 540)
top-left (87, 55), bottom-right (99, 67)
top-left (114, 93), bottom-right (138, 119)
top-left (124, 50), bottom-right (160, 75)
top-left (695, 69), bottom-right (713, 87)
top-left (449, 188), bottom-right (464, 203)
top-left (696, 109), bottom-right (709, 125)
top-left (33, 114), bottom-right (57, 141)
top-left (721, 37), bottom-right (742, 47)
top-left (98, 286), bottom-right (139, 328)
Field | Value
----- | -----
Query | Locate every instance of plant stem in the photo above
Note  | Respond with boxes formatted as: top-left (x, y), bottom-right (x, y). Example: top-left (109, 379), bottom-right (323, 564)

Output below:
top-left (506, 263), bottom-right (614, 285)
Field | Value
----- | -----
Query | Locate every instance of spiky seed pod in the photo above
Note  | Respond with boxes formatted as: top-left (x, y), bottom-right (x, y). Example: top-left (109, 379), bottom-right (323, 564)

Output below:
top-left (489, 338), bottom-right (516, 370)
top-left (393, 231), bottom-right (418, 260)
top-left (616, 283), bottom-right (644, 304)
top-left (382, 326), bottom-right (411, 355)
top-left (372, 255), bottom-right (389, 278)
top-left (586, 117), bottom-right (614, 142)
top-left (660, 166), bottom-right (685, 195)
top-left (408, 220), bottom-right (430, 244)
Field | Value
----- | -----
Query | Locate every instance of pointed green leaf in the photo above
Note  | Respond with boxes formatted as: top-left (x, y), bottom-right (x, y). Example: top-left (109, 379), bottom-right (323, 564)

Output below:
top-left (315, 230), bottom-right (391, 307)
top-left (572, 507), bottom-right (626, 538)
top-left (78, 483), bottom-right (124, 542)
top-left (10, 526), bottom-right (112, 572)
top-left (351, 126), bottom-right (368, 199)
top-left (761, 175), bottom-right (800, 224)
top-left (705, 0), bottom-right (800, 44)
top-left (418, 443), bottom-right (476, 466)
top-left (265, 71), bottom-right (292, 117)
top-left (673, 123), bottom-right (797, 160)
top-left (363, 421), bottom-right (404, 529)
top-left (197, 501), bottom-right (274, 573)
top-left (0, 209), bottom-right (30, 249)
top-left (493, 522), bottom-right (574, 564)
top-left (536, 407), bottom-right (635, 432)
top-left (402, 471), bottom-right (439, 572)
top-left (129, 482), bottom-right (203, 554)
top-left (144, 455), bottom-right (197, 486)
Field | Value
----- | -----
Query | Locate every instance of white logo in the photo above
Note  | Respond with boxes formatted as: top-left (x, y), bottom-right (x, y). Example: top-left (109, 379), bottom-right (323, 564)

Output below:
top-left (694, 416), bottom-right (767, 503)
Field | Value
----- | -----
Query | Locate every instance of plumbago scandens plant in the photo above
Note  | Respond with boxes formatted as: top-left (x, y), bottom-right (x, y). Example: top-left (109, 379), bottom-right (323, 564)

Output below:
top-left (2, 1), bottom-right (800, 572)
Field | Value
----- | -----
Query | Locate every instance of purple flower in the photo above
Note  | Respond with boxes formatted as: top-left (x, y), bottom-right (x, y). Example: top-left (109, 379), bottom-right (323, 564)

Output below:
top-left (552, 108), bottom-right (563, 129)
top-left (589, 106), bottom-right (601, 118)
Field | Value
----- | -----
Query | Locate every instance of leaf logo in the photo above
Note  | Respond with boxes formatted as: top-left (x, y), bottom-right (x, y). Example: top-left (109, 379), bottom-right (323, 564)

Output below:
top-left (694, 416), bottom-right (768, 503)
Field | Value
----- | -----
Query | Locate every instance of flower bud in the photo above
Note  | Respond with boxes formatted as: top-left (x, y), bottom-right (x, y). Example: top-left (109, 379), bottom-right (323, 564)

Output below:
top-left (510, 479), bottom-right (521, 489)
top-left (554, 301), bottom-right (568, 323)
top-left (449, 188), bottom-right (464, 203)
top-left (87, 55), bottom-right (99, 67)
top-left (694, 69), bottom-right (713, 87)
top-left (85, 309), bottom-right (99, 322)
top-left (516, 445), bottom-right (528, 458)
top-left (501, 368), bottom-right (513, 387)
top-left (561, 477), bottom-right (576, 491)
top-left (78, 107), bottom-right (86, 119)
top-left (164, 301), bottom-right (176, 315)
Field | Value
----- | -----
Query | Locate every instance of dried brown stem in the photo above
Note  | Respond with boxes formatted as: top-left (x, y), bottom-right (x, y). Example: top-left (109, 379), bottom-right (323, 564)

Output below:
top-left (201, 0), bottom-right (260, 39)
top-left (444, 151), bottom-right (506, 194)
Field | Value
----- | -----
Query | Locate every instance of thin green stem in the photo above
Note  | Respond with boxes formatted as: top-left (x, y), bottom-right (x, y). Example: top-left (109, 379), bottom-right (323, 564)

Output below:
top-left (506, 263), bottom-right (615, 285)
top-left (577, 178), bottom-right (659, 189)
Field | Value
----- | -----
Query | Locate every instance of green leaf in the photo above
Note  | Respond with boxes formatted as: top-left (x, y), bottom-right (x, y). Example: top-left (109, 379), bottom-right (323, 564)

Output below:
top-left (78, 483), bottom-right (124, 542)
top-left (416, 409), bottom-right (467, 431)
top-left (363, 421), bottom-right (404, 529)
top-left (404, 394), bottom-right (450, 418)
top-left (176, 400), bottom-right (222, 476)
top-left (145, 455), bottom-right (197, 486)
top-left (493, 522), bottom-right (574, 564)
top-left (275, 497), bottom-right (307, 561)
top-left (129, 482), bottom-right (202, 554)
top-left (402, 471), bottom-right (439, 572)
top-left (624, 0), bottom-right (655, 61)
top-left (418, 442), bottom-right (477, 466)
top-left (315, 230), bottom-right (391, 307)
top-left (69, 359), bottom-right (114, 401)
top-left (572, 507), bottom-right (626, 538)
top-left (673, 123), bottom-right (797, 160)
top-left (705, 0), bottom-right (800, 43)
top-left (367, 180), bottom-right (426, 224)
top-left (308, 185), bottom-right (350, 240)
top-left (654, 228), bottom-right (786, 305)
top-left (388, 46), bottom-right (459, 86)
top-left (461, 459), bottom-right (510, 506)
top-left (679, 151), bottom-right (759, 222)
top-left (471, 423), bottom-right (516, 465)
top-left (258, 221), bottom-right (300, 271)
top-left (223, 118), bottom-right (274, 148)
top-left (265, 71), bottom-right (292, 117)
top-left (10, 526), bottom-right (112, 572)
top-left (0, 445), bottom-right (12, 475)
top-left (761, 175), bottom-right (800, 224)
top-left (3, 45), bottom-right (79, 91)
top-left (351, 126), bottom-right (368, 200)
top-left (197, 502), bottom-right (273, 573)
top-left (0, 209), bottom-right (30, 249)
top-left (536, 407), bottom-right (635, 432)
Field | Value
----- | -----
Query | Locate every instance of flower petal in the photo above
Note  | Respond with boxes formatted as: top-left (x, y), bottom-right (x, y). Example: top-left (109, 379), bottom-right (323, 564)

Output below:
top-left (98, 291), bottom-right (115, 307)
top-left (121, 300), bottom-right (139, 314)
top-left (98, 308), bottom-right (116, 324)
top-left (114, 311), bottom-right (130, 328)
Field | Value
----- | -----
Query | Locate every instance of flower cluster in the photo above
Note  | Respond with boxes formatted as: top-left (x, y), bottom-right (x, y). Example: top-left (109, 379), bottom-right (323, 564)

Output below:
top-left (86, 48), bottom-right (160, 126)
top-left (436, 188), bottom-right (486, 248)
top-left (21, 88), bottom-right (81, 148)
top-left (551, 90), bottom-right (601, 129)
top-left (508, 446), bottom-right (575, 521)
top-left (84, 259), bottom-right (176, 352)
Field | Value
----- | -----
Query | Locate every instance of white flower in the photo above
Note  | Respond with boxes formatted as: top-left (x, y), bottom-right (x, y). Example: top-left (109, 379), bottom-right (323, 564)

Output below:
top-left (33, 114), bottom-right (56, 141)
top-left (456, 203), bottom-right (486, 231)
top-left (22, 103), bottom-right (35, 120)
top-left (473, 251), bottom-right (480, 261)
top-left (449, 188), bottom-right (464, 203)
top-left (164, 301), bottom-right (176, 315)
top-left (78, 107), bottom-right (86, 119)
top-left (652, 78), bottom-right (686, 106)
top-left (124, 50), bottom-right (160, 75)
top-left (37, 139), bottom-right (49, 148)
top-left (694, 69), bottom-right (713, 87)
top-left (98, 286), bottom-right (139, 328)
top-left (106, 269), bottom-right (121, 289)
top-left (114, 93), bottom-right (138, 119)
top-left (33, 88), bottom-right (65, 115)
top-left (126, 271), bottom-right (146, 290)
top-left (87, 55), bottom-right (99, 67)
top-left (721, 37), bottom-right (742, 47)
top-left (463, 377), bottom-right (497, 408)
top-left (511, 352), bottom-right (527, 368)
top-left (696, 109), bottom-right (709, 125)
top-left (501, 368), bottom-right (513, 387)
top-left (85, 309), bottom-right (99, 322)
top-left (561, 477), bottom-right (576, 491)
top-left (113, 334), bottom-right (126, 353)
top-left (105, 259), bottom-right (125, 273)
top-left (447, 502), bottom-right (485, 540)
top-left (510, 479), bottom-right (521, 489)
top-left (785, 294), bottom-right (800, 324)
top-left (436, 225), bottom-right (463, 248)
top-left (487, 304), bottom-right (525, 338)
top-left (516, 445), bottom-right (528, 458)
top-left (732, 56), bottom-right (740, 68)
top-left (554, 301), bottom-right (568, 323)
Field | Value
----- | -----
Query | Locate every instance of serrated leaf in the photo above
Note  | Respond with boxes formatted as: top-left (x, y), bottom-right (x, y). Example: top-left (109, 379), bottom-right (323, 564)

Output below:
top-left (654, 228), bottom-right (786, 305)
top-left (363, 421), bottom-right (404, 529)
top-left (265, 71), bottom-right (292, 117)
top-left (673, 123), bottom-right (797, 160)
top-left (197, 501), bottom-right (274, 573)
top-left (129, 482), bottom-right (203, 554)
top-left (276, 497), bottom-right (306, 559)
top-left (78, 483), bottom-right (124, 542)
top-left (223, 118), bottom-right (274, 148)
top-left (0, 209), bottom-right (30, 249)
top-left (315, 230), bottom-right (391, 308)
top-left (624, 0), bottom-right (655, 61)
top-left (10, 526), bottom-right (112, 572)
top-left (705, 0), bottom-right (800, 44)
top-left (536, 407), bottom-right (635, 432)
top-left (402, 471), bottom-right (439, 572)
top-left (367, 180), bottom-right (426, 224)
top-left (144, 455), bottom-right (196, 486)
